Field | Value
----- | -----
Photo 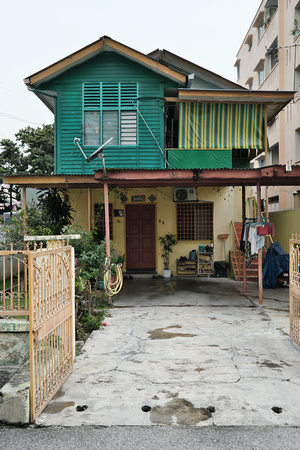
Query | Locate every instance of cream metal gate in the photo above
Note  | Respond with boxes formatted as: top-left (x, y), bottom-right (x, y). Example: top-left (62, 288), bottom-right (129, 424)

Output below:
top-left (29, 244), bottom-right (75, 422)
top-left (290, 234), bottom-right (300, 346)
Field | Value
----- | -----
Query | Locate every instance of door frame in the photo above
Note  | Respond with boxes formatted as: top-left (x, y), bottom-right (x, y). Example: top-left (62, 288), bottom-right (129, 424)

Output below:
top-left (125, 203), bottom-right (156, 273)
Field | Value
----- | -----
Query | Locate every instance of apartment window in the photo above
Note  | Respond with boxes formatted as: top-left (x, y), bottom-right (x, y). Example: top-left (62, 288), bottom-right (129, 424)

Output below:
top-left (268, 195), bottom-right (279, 212)
top-left (259, 63), bottom-right (265, 85)
top-left (295, 128), bottom-right (300, 163)
top-left (246, 77), bottom-right (253, 90)
top-left (236, 62), bottom-right (240, 80)
top-left (83, 83), bottom-right (138, 146)
top-left (293, 2), bottom-right (300, 37)
top-left (266, 37), bottom-right (278, 75)
top-left (258, 19), bottom-right (265, 40)
top-left (176, 202), bottom-right (213, 241)
top-left (295, 64), bottom-right (300, 95)
top-left (265, 0), bottom-right (278, 23)
top-left (269, 143), bottom-right (279, 165)
top-left (94, 203), bottom-right (113, 241)
top-left (248, 38), bottom-right (253, 51)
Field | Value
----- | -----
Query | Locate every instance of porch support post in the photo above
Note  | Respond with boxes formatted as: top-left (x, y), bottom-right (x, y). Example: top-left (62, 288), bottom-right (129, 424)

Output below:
top-left (264, 105), bottom-right (269, 220)
top-left (22, 187), bottom-right (26, 222)
top-left (242, 186), bottom-right (247, 293)
top-left (257, 182), bottom-right (263, 305)
top-left (87, 187), bottom-right (92, 232)
top-left (103, 181), bottom-right (111, 261)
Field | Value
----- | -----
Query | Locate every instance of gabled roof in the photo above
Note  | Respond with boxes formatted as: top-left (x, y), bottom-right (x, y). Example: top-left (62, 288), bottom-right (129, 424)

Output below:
top-left (24, 36), bottom-right (186, 88)
top-left (148, 48), bottom-right (245, 90)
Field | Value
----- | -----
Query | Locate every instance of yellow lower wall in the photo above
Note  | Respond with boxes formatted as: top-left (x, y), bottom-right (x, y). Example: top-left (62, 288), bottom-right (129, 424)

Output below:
top-left (68, 185), bottom-right (242, 275)
top-left (269, 209), bottom-right (300, 253)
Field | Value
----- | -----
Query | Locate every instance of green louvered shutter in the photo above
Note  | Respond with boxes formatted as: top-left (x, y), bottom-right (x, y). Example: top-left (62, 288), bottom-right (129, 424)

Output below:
top-left (83, 82), bottom-right (138, 146)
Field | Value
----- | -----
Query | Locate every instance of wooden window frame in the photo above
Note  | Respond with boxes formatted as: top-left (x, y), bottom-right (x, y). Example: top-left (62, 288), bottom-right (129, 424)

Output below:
top-left (94, 203), bottom-right (113, 241)
top-left (83, 82), bottom-right (138, 147)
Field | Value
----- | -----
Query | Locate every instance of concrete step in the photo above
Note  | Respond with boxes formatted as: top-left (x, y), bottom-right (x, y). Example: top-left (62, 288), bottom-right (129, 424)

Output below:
top-left (0, 360), bottom-right (30, 424)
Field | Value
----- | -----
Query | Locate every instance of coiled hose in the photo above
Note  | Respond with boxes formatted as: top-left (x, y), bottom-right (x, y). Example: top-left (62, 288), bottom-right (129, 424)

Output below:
top-left (103, 263), bottom-right (123, 297)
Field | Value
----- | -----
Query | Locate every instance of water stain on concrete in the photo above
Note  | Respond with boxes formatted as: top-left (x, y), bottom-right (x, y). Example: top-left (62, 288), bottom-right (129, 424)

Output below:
top-left (44, 401), bottom-right (75, 414)
top-left (150, 398), bottom-right (211, 425)
top-left (258, 359), bottom-right (282, 369)
top-left (148, 325), bottom-right (197, 340)
top-left (52, 389), bottom-right (65, 400)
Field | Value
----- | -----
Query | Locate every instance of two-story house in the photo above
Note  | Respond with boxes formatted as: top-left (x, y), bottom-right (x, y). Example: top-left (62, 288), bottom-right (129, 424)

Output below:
top-left (5, 36), bottom-right (297, 279)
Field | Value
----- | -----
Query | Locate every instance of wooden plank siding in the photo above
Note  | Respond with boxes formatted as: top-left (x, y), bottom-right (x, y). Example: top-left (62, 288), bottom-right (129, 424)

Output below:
top-left (38, 53), bottom-right (177, 174)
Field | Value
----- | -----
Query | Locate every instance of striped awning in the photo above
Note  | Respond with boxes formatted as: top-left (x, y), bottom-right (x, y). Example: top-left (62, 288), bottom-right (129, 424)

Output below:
top-left (179, 102), bottom-right (264, 150)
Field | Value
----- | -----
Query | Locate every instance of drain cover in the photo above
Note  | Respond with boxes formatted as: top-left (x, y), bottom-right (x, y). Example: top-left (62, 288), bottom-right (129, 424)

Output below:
top-left (141, 405), bottom-right (152, 412)
top-left (76, 405), bottom-right (88, 412)
top-left (207, 406), bottom-right (216, 413)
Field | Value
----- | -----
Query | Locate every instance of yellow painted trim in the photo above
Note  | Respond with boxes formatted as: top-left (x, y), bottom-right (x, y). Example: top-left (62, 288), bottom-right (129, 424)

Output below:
top-left (3, 175), bottom-right (99, 187)
top-left (25, 37), bottom-right (186, 86)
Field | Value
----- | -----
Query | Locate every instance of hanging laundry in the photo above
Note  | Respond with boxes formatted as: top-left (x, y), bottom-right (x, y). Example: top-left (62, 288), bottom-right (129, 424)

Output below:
top-left (239, 218), bottom-right (273, 267)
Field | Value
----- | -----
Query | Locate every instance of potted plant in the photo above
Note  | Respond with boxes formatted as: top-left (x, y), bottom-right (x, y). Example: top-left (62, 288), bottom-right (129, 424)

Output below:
top-left (291, 19), bottom-right (300, 37)
top-left (158, 233), bottom-right (177, 278)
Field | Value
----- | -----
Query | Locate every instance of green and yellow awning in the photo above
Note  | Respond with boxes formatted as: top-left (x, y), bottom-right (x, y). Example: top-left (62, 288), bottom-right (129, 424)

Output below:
top-left (179, 102), bottom-right (264, 150)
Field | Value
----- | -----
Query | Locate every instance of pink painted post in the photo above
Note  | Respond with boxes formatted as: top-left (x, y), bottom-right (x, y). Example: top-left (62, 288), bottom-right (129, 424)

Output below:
top-left (242, 186), bottom-right (247, 293)
top-left (103, 181), bottom-right (111, 261)
top-left (257, 182), bottom-right (263, 305)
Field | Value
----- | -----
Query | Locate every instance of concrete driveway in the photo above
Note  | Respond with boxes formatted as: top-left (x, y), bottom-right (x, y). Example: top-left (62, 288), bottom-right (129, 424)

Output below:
top-left (41, 277), bottom-right (300, 427)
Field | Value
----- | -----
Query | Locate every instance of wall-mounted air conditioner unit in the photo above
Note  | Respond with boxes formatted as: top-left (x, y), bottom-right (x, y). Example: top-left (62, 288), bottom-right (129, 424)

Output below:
top-left (173, 187), bottom-right (198, 202)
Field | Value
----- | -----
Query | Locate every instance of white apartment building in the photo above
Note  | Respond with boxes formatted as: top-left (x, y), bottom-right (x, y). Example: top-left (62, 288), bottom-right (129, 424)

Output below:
top-left (236, 0), bottom-right (300, 212)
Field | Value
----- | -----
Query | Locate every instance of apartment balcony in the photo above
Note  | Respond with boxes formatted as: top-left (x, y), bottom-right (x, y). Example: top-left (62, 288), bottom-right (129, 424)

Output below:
top-left (258, 7), bottom-right (278, 51)
top-left (260, 63), bottom-right (279, 91)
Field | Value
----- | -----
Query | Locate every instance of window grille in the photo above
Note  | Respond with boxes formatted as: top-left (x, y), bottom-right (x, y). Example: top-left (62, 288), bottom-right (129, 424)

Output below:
top-left (177, 202), bottom-right (213, 241)
top-left (94, 203), bottom-right (113, 241)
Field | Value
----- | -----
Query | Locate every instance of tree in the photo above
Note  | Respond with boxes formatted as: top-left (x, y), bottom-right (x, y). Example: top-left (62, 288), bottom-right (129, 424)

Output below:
top-left (0, 139), bottom-right (26, 211)
top-left (15, 124), bottom-right (54, 175)
top-left (0, 124), bottom-right (54, 210)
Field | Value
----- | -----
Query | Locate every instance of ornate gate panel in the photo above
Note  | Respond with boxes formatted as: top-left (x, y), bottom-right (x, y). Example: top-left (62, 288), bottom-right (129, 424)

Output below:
top-left (29, 246), bottom-right (75, 422)
top-left (290, 235), bottom-right (300, 346)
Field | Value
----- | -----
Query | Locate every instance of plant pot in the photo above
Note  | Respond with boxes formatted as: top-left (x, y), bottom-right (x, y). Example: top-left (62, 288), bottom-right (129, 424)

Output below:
top-left (163, 269), bottom-right (171, 278)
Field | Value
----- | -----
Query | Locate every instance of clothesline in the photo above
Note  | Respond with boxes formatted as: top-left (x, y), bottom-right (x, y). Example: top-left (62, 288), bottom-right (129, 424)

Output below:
top-left (240, 220), bottom-right (275, 267)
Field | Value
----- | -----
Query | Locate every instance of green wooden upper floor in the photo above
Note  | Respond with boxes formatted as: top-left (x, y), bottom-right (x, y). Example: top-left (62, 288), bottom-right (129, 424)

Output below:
top-left (24, 36), bottom-right (294, 175)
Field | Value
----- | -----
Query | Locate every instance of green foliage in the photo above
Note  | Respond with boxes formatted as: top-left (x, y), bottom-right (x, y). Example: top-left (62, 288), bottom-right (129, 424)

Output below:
top-left (0, 203), bottom-right (54, 250)
top-left (81, 311), bottom-right (106, 333)
top-left (37, 188), bottom-right (74, 235)
top-left (0, 124), bottom-right (54, 207)
top-left (158, 233), bottom-right (177, 269)
top-left (15, 124), bottom-right (54, 176)
top-left (75, 291), bottom-right (108, 341)
top-left (0, 192), bottom-right (73, 250)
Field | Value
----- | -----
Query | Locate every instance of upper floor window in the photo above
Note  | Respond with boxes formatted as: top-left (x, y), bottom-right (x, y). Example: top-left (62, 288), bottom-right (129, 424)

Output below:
top-left (266, 37), bottom-right (278, 75)
top-left (258, 19), bottom-right (265, 40)
top-left (83, 83), bottom-right (138, 146)
top-left (292, 2), bottom-right (300, 38)
top-left (259, 63), bottom-right (265, 85)
top-left (235, 59), bottom-right (240, 81)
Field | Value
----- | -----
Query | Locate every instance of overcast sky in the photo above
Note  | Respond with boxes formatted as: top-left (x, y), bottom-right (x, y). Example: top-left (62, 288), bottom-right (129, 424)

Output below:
top-left (1, 0), bottom-right (261, 141)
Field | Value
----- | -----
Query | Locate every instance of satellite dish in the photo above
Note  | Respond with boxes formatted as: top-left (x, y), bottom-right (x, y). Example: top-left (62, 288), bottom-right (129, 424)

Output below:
top-left (87, 137), bottom-right (113, 163)
top-left (73, 137), bottom-right (113, 163)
